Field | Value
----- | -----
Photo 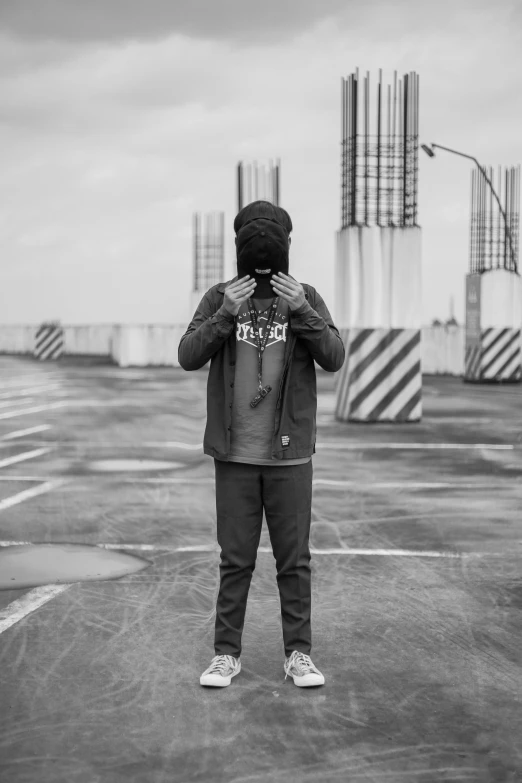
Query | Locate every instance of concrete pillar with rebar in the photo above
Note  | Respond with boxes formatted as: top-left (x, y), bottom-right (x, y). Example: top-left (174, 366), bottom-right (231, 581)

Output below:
top-left (190, 211), bottom-right (225, 319)
top-left (465, 165), bottom-right (521, 382)
top-left (335, 69), bottom-right (422, 422)
top-left (237, 159), bottom-right (281, 211)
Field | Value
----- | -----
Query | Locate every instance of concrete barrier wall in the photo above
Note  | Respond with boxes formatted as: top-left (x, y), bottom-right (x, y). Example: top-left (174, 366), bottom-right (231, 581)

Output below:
top-left (1, 322), bottom-right (466, 374)
top-left (0, 324), bottom-right (188, 366)
top-left (421, 326), bottom-right (464, 376)
top-left (0, 325), bottom-right (36, 354)
top-left (111, 325), bottom-right (188, 367)
top-left (63, 325), bottom-right (114, 356)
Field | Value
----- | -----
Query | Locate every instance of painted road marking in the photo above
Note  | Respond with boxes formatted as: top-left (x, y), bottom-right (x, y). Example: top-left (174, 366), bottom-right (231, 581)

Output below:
top-left (0, 476), bottom-right (51, 482)
top-left (0, 425), bottom-right (52, 440)
top-left (0, 584), bottom-right (71, 636)
top-left (0, 401), bottom-right (68, 420)
top-left (129, 442), bottom-right (202, 449)
top-left (0, 398), bottom-right (37, 409)
top-left (63, 400), bottom-right (144, 407)
top-left (111, 477), bottom-right (207, 484)
top-left (313, 480), bottom-right (480, 489)
top-left (0, 480), bottom-right (66, 512)
top-left (0, 541), bottom-right (479, 558)
top-left (317, 442), bottom-right (515, 450)
top-left (0, 447), bottom-right (53, 469)
top-left (116, 477), bottom-right (519, 491)
top-left (0, 375), bottom-right (60, 389)
top-left (0, 440), bottom-right (204, 450)
top-left (0, 440), bottom-right (513, 452)
top-left (0, 385), bottom-right (61, 400)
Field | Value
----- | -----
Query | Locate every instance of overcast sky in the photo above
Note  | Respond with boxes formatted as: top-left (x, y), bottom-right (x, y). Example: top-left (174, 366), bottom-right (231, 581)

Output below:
top-left (1, 0), bottom-right (520, 326)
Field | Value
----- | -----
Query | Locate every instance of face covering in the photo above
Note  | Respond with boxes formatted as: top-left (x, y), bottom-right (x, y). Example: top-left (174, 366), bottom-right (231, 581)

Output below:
top-left (234, 201), bottom-right (293, 299)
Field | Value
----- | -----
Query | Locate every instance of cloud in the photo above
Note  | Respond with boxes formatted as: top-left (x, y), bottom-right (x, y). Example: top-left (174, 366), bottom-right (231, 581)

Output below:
top-left (0, 1), bottom-right (521, 325)
top-left (0, 0), bottom-right (350, 44)
top-left (2, 0), bottom-right (519, 47)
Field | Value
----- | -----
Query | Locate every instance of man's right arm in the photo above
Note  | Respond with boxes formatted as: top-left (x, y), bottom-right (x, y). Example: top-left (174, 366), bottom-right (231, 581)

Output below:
top-left (178, 292), bottom-right (235, 371)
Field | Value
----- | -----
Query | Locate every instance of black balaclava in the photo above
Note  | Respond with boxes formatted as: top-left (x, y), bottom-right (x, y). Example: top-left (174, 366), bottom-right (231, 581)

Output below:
top-left (234, 200), bottom-right (293, 299)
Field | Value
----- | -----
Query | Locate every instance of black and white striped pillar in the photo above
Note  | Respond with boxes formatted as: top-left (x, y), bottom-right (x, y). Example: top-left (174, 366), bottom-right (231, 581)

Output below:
top-left (465, 269), bottom-right (522, 382)
top-left (334, 226), bottom-right (422, 422)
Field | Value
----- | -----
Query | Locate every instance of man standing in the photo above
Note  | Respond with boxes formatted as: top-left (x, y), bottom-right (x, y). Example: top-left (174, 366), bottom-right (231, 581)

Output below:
top-left (178, 200), bottom-right (345, 688)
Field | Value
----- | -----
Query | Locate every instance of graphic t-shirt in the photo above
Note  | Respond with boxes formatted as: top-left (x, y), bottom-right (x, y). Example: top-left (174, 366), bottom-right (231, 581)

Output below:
top-left (228, 296), bottom-right (311, 466)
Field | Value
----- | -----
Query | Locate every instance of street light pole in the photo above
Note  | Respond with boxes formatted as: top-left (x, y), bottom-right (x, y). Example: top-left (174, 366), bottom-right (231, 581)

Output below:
top-left (421, 142), bottom-right (518, 274)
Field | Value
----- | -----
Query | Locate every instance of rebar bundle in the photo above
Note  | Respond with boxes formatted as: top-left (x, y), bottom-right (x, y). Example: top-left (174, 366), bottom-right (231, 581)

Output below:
top-left (237, 159), bottom-right (280, 211)
top-left (469, 165), bottom-right (520, 274)
top-left (341, 69), bottom-right (419, 228)
top-left (193, 212), bottom-right (225, 292)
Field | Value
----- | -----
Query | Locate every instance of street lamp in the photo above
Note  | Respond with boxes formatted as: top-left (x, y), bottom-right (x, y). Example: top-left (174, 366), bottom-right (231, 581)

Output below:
top-left (421, 142), bottom-right (518, 273)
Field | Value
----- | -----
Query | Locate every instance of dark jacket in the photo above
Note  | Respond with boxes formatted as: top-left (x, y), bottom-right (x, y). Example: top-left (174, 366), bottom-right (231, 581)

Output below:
top-left (178, 275), bottom-right (345, 461)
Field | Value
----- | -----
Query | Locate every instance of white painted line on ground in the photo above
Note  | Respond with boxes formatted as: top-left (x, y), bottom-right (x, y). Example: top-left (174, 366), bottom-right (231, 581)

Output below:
top-left (35, 439), bottom-right (513, 452)
top-left (0, 385), bottom-right (61, 400)
top-left (0, 540), bottom-right (481, 558)
top-left (0, 424), bottom-right (52, 440)
top-left (317, 442), bottom-right (515, 450)
top-left (314, 480), bottom-right (467, 489)
top-left (0, 447), bottom-right (53, 469)
top-left (0, 375), bottom-right (61, 389)
top-left (0, 476), bottom-right (50, 482)
top-left (0, 584), bottom-right (72, 636)
top-left (0, 440), bottom-right (204, 450)
top-left (0, 480), bottom-right (66, 512)
top-left (63, 400), bottom-right (136, 408)
top-left (313, 480), bottom-right (521, 491)
top-left (120, 477), bottom-right (210, 484)
top-left (0, 401), bottom-right (68, 420)
top-left (117, 477), bottom-right (518, 491)
top-left (138, 442), bottom-right (203, 449)
top-left (0, 398), bottom-right (37, 409)
top-left (314, 547), bottom-right (468, 558)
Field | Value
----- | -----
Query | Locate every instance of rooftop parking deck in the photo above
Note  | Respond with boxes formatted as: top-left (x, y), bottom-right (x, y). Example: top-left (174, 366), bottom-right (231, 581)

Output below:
top-left (0, 355), bottom-right (521, 783)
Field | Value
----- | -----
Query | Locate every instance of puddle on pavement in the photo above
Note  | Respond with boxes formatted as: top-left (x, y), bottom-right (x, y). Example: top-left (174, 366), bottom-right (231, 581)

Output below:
top-left (87, 459), bottom-right (186, 472)
top-left (0, 544), bottom-right (150, 590)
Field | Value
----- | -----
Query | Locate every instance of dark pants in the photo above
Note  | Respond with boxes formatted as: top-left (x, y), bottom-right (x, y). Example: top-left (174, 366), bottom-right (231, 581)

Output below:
top-left (213, 458), bottom-right (313, 659)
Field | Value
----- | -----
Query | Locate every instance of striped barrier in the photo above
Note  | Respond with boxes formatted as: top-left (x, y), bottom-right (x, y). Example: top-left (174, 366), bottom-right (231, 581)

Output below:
top-left (482, 328), bottom-right (521, 381)
top-left (35, 323), bottom-right (64, 361)
top-left (335, 328), bottom-right (422, 422)
top-left (465, 328), bottom-right (521, 382)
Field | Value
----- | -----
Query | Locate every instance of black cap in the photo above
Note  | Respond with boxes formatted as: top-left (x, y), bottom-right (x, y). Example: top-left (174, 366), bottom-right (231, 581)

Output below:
top-left (234, 200), bottom-right (292, 235)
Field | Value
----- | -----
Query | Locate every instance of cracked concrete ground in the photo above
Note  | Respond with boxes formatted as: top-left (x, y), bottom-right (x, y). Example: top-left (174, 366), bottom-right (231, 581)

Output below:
top-left (0, 355), bottom-right (521, 783)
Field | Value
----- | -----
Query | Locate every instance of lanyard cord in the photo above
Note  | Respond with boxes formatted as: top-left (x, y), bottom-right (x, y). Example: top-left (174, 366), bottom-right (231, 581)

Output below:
top-left (247, 296), bottom-right (279, 397)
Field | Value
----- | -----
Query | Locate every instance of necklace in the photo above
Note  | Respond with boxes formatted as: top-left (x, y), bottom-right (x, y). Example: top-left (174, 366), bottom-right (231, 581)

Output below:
top-left (247, 296), bottom-right (279, 408)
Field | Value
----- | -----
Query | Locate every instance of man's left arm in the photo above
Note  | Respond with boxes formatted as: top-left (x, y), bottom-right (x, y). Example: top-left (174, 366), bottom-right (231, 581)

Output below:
top-left (289, 290), bottom-right (345, 372)
top-left (271, 272), bottom-right (345, 372)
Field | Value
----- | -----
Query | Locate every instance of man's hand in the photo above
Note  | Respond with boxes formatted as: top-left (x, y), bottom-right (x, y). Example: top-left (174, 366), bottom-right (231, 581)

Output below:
top-left (223, 275), bottom-right (257, 317)
top-left (271, 272), bottom-right (306, 312)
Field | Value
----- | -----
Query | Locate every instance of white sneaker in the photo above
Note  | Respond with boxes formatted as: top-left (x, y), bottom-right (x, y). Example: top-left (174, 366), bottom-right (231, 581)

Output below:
top-left (284, 651), bottom-right (325, 687)
top-left (200, 654), bottom-right (241, 687)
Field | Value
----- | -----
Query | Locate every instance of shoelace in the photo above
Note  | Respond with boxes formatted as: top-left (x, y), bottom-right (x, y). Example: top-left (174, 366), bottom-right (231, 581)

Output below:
top-left (284, 651), bottom-right (319, 681)
top-left (207, 654), bottom-right (237, 675)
